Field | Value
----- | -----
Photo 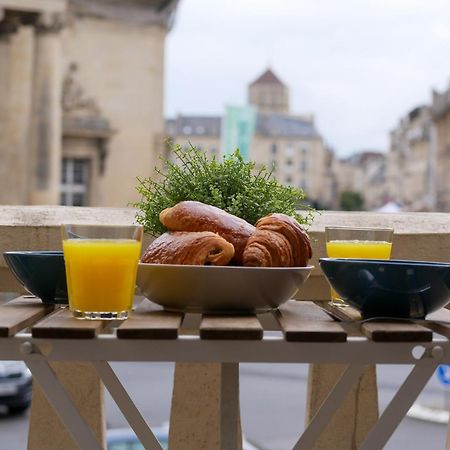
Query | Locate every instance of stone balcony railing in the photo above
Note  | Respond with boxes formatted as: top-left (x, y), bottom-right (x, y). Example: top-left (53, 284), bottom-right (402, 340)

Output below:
top-left (1, 205), bottom-right (449, 450)
top-left (1, 205), bottom-right (449, 296)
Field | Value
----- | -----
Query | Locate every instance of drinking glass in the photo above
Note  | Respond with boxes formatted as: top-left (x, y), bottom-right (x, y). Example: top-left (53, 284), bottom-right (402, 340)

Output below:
top-left (62, 224), bottom-right (143, 320)
top-left (325, 226), bottom-right (394, 306)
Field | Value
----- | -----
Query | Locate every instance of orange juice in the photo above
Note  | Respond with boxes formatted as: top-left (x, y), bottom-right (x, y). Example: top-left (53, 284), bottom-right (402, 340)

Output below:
top-left (326, 240), bottom-right (392, 259)
top-left (326, 240), bottom-right (392, 304)
top-left (63, 239), bottom-right (141, 315)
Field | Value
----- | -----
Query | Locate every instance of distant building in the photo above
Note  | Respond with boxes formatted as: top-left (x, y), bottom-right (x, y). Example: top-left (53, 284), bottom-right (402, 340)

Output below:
top-left (387, 105), bottom-right (434, 211)
top-left (337, 151), bottom-right (387, 210)
top-left (0, 0), bottom-right (179, 207)
top-left (248, 68), bottom-right (289, 114)
top-left (167, 68), bottom-right (333, 208)
top-left (432, 85), bottom-right (450, 211)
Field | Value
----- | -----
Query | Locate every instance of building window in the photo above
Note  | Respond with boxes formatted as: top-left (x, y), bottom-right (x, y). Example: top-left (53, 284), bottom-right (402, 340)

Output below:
top-left (73, 160), bottom-right (86, 184)
top-left (285, 176), bottom-right (293, 184)
top-left (286, 158), bottom-right (293, 166)
top-left (301, 160), bottom-right (308, 172)
top-left (60, 158), bottom-right (90, 206)
top-left (286, 144), bottom-right (294, 157)
top-left (301, 144), bottom-right (310, 154)
top-left (271, 143), bottom-right (277, 154)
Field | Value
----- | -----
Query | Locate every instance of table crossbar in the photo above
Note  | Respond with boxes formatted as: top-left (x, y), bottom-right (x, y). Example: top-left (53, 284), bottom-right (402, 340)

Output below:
top-left (359, 358), bottom-right (439, 450)
top-left (93, 361), bottom-right (163, 450)
top-left (24, 359), bottom-right (103, 450)
top-left (293, 364), bottom-right (366, 450)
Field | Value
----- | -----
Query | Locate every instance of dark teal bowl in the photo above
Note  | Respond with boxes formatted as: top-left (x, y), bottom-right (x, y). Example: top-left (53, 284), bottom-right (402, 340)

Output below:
top-left (319, 258), bottom-right (450, 319)
top-left (3, 251), bottom-right (68, 304)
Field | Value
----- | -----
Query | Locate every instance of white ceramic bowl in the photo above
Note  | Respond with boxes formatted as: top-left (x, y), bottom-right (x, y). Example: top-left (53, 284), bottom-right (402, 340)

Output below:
top-left (136, 263), bottom-right (313, 313)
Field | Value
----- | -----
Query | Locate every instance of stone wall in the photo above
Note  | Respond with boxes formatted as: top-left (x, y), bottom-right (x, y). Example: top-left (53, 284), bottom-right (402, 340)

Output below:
top-left (61, 15), bottom-right (167, 207)
top-left (0, 0), bottom-right (174, 208)
top-left (1, 206), bottom-right (449, 297)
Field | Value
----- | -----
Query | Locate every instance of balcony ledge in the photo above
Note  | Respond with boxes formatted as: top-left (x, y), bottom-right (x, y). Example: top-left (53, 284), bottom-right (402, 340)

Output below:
top-left (0, 206), bottom-right (449, 297)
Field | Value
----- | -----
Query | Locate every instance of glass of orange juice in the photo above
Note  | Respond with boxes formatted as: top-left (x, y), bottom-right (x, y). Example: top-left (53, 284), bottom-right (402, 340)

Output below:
top-left (325, 226), bottom-right (393, 306)
top-left (62, 224), bottom-right (143, 320)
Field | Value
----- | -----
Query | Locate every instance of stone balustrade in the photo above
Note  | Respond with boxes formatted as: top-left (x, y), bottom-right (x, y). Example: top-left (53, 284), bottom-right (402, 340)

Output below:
top-left (1, 206), bottom-right (449, 295)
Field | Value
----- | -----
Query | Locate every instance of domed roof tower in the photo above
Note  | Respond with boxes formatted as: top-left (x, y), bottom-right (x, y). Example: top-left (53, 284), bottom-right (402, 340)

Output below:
top-left (248, 68), bottom-right (290, 114)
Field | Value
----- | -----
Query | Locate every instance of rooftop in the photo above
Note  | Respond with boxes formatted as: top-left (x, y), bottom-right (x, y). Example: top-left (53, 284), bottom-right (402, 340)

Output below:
top-left (166, 112), bottom-right (319, 138)
top-left (249, 68), bottom-right (286, 86)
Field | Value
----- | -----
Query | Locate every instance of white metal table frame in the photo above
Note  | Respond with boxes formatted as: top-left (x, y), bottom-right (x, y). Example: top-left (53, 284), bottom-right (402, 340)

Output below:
top-left (1, 333), bottom-right (447, 450)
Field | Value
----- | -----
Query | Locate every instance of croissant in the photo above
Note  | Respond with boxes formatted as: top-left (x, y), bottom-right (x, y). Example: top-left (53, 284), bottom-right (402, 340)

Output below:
top-left (242, 213), bottom-right (312, 267)
top-left (159, 201), bottom-right (255, 265)
top-left (141, 231), bottom-right (235, 266)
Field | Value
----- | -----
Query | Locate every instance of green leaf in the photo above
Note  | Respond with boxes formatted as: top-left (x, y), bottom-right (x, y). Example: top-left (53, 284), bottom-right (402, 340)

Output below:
top-left (133, 142), bottom-right (315, 236)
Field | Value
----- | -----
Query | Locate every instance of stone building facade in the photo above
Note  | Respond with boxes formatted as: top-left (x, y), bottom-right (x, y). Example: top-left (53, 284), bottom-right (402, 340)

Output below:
top-left (248, 68), bottom-right (289, 114)
top-left (337, 151), bottom-right (387, 211)
top-left (387, 105), bottom-right (434, 211)
top-left (166, 69), bottom-right (333, 208)
top-left (0, 0), bottom-right (178, 207)
top-left (432, 85), bottom-right (450, 211)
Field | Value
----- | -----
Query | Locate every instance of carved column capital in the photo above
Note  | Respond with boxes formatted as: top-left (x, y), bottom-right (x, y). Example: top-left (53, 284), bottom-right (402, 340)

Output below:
top-left (0, 12), bottom-right (20, 37)
top-left (35, 11), bottom-right (66, 34)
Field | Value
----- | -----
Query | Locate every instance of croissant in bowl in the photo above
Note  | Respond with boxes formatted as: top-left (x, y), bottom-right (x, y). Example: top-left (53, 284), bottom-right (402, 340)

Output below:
top-left (242, 213), bottom-right (312, 267)
top-left (141, 231), bottom-right (235, 266)
top-left (159, 201), bottom-right (255, 265)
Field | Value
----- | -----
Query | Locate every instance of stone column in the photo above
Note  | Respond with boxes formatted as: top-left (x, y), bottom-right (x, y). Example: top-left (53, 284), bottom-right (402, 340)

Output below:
top-left (0, 11), bottom-right (35, 204)
top-left (0, 16), bottom-right (10, 202)
top-left (6, 25), bottom-right (35, 203)
top-left (29, 12), bottom-right (64, 205)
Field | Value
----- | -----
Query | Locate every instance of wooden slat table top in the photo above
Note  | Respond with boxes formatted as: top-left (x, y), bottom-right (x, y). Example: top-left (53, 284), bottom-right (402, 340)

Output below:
top-left (361, 322), bottom-right (432, 342)
top-left (2, 296), bottom-right (450, 344)
top-left (424, 308), bottom-right (450, 338)
top-left (0, 296), bottom-right (54, 337)
top-left (199, 314), bottom-right (263, 340)
top-left (117, 301), bottom-right (183, 339)
top-left (325, 304), bottom-right (433, 342)
top-left (274, 301), bottom-right (347, 342)
top-left (32, 308), bottom-right (105, 339)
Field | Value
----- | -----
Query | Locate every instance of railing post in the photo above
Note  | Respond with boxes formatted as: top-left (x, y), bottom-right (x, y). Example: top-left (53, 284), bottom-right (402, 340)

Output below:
top-left (27, 362), bottom-right (106, 450)
top-left (169, 362), bottom-right (242, 450)
top-left (305, 364), bottom-right (378, 450)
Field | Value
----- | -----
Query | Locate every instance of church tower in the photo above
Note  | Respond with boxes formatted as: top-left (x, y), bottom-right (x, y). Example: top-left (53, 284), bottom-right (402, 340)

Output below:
top-left (248, 68), bottom-right (290, 114)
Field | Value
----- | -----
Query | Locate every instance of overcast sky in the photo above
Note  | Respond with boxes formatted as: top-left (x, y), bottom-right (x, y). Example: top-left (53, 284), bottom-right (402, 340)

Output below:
top-left (165, 0), bottom-right (450, 157)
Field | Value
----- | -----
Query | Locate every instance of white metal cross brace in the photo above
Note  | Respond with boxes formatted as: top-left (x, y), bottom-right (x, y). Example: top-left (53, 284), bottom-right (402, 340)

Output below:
top-left (292, 364), bottom-right (366, 450)
top-left (24, 358), bottom-right (104, 450)
top-left (359, 358), bottom-right (439, 450)
top-left (93, 361), bottom-right (163, 450)
top-left (8, 334), bottom-right (450, 450)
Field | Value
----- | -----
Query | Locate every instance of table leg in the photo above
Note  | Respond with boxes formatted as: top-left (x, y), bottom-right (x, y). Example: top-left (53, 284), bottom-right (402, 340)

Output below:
top-left (93, 361), bottom-right (163, 450)
top-left (25, 360), bottom-right (103, 450)
top-left (293, 364), bottom-right (366, 450)
top-left (359, 362), bottom-right (438, 450)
